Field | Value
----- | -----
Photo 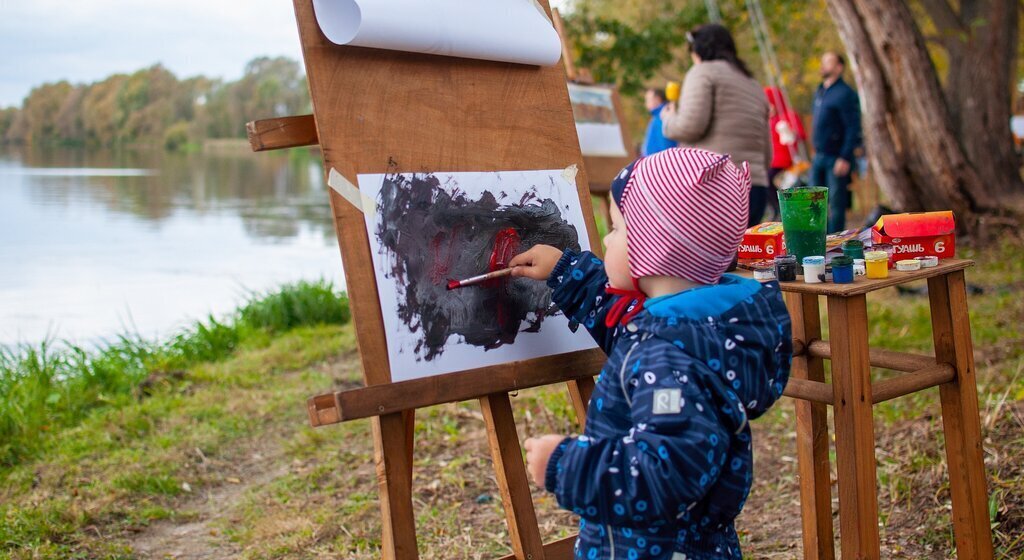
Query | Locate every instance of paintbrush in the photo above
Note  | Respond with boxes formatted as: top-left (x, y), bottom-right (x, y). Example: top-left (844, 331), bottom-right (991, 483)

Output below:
top-left (447, 267), bottom-right (515, 290)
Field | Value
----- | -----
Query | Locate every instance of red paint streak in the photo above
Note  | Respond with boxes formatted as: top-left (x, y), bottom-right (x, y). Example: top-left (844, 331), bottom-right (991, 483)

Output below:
top-left (429, 228), bottom-right (459, 285)
top-left (489, 228), bottom-right (520, 332)
top-left (489, 228), bottom-right (520, 274)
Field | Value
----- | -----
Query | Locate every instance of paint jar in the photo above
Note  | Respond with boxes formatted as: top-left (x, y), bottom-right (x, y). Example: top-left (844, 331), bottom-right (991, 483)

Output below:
top-left (842, 240), bottom-right (865, 259)
top-left (873, 243), bottom-right (895, 269)
top-left (831, 256), bottom-right (855, 284)
top-left (853, 258), bottom-right (866, 276)
top-left (916, 255), bottom-right (938, 268)
top-left (865, 251), bottom-right (889, 279)
top-left (779, 187), bottom-right (828, 272)
top-left (774, 255), bottom-right (798, 282)
top-left (753, 263), bottom-right (777, 282)
top-left (896, 259), bottom-right (922, 272)
top-left (802, 256), bottom-right (825, 284)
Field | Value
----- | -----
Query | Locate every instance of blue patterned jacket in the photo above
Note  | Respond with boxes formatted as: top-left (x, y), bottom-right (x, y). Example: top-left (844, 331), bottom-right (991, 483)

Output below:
top-left (543, 251), bottom-right (792, 560)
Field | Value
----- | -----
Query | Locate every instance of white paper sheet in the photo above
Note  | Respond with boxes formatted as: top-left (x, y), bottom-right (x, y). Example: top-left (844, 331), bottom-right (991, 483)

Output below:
top-left (568, 83), bottom-right (629, 157)
top-left (312, 0), bottom-right (562, 66)
top-left (360, 168), bottom-right (597, 382)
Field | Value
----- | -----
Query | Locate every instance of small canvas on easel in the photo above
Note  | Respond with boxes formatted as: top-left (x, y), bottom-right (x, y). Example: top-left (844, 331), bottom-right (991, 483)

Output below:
top-left (360, 167), bottom-right (597, 381)
top-left (568, 83), bottom-right (629, 157)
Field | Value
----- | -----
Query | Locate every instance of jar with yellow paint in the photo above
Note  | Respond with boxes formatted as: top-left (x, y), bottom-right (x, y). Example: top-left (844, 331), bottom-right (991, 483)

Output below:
top-left (864, 251), bottom-right (889, 279)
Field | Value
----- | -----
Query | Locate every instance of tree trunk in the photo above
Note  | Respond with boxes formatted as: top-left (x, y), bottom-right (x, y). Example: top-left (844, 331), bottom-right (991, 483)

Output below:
top-left (824, 0), bottom-right (1020, 232)
top-left (938, 0), bottom-right (1023, 199)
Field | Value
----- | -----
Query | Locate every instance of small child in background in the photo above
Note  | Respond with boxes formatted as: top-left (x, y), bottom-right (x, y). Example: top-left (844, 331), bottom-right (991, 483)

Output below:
top-left (642, 88), bottom-right (678, 157)
top-left (509, 148), bottom-right (792, 560)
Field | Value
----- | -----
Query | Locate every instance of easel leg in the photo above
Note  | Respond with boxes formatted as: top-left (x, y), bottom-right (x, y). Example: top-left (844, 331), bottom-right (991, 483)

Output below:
top-left (826, 294), bottom-right (881, 559)
top-left (566, 377), bottom-right (595, 428)
top-left (372, 412), bottom-right (420, 559)
top-left (403, 409), bottom-right (415, 482)
top-left (480, 392), bottom-right (546, 560)
top-left (786, 293), bottom-right (835, 560)
top-left (928, 271), bottom-right (994, 559)
top-left (592, 194), bottom-right (611, 237)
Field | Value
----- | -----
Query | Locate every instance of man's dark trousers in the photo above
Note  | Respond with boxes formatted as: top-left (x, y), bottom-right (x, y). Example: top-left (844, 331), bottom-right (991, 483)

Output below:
top-left (810, 153), bottom-right (851, 233)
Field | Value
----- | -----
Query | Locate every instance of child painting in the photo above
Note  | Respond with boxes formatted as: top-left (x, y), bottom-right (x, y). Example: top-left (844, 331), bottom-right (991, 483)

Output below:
top-left (509, 148), bottom-right (793, 559)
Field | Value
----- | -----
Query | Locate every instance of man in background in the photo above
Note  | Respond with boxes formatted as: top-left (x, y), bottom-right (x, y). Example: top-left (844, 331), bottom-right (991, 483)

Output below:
top-left (811, 51), bottom-right (862, 233)
top-left (641, 88), bottom-right (677, 156)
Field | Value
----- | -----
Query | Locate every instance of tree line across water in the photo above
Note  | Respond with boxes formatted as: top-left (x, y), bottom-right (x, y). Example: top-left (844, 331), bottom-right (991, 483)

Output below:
top-left (0, 57), bottom-right (310, 152)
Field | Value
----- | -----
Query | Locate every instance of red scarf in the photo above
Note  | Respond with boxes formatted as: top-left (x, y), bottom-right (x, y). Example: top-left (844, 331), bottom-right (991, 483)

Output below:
top-left (604, 278), bottom-right (647, 328)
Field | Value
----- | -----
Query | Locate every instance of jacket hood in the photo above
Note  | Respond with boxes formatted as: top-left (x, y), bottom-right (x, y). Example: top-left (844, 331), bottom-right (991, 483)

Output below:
top-left (633, 275), bottom-right (792, 421)
top-left (649, 102), bottom-right (668, 116)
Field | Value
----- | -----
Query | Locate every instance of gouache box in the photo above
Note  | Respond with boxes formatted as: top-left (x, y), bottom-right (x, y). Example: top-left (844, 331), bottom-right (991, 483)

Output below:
top-left (871, 211), bottom-right (956, 259)
top-left (739, 222), bottom-right (787, 260)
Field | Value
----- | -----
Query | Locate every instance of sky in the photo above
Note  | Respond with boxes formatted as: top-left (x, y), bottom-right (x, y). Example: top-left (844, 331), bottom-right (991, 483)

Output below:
top-left (0, 0), bottom-right (573, 109)
top-left (0, 0), bottom-right (303, 108)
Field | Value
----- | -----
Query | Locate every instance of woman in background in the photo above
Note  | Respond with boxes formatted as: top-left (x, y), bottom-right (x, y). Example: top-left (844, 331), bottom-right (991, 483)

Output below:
top-left (662, 24), bottom-right (771, 227)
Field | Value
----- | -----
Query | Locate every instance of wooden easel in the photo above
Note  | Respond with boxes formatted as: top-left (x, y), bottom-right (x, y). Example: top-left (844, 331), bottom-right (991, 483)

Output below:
top-left (550, 8), bottom-right (634, 228)
top-left (249, 1), bottom-right (600, 558)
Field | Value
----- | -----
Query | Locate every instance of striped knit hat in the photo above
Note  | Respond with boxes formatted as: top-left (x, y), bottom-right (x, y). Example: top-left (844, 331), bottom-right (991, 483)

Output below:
top-left (610, 147), bottom-right (750, 285)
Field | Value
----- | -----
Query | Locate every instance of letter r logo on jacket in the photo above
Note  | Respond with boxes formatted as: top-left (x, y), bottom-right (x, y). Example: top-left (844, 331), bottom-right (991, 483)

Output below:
top-left (653, 389), bottom-right (683, 414)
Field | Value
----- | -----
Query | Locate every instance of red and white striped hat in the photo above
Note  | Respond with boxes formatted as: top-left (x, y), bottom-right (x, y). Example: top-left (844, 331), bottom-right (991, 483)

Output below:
top-left (617, 147), bottom-right (751, 285)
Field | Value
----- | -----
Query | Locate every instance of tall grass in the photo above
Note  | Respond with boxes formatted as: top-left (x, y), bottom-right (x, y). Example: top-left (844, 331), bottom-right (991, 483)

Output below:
top-left (239, 279), bottom-right (351, 333)
top-left (0, 280), bottom-right (349, 469)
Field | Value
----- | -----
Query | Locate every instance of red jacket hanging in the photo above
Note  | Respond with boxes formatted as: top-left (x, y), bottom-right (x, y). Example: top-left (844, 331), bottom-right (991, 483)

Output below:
top-left (764, 86), bottom-right (806, 170)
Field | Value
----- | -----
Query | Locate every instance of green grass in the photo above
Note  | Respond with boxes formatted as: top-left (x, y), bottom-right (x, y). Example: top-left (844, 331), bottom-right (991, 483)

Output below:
top-left (239, 280), bottom-right (351, 334)
top-left (0, 323), bottom-right (355, 558)
top-left (0, 280), bottom-right (350, 470)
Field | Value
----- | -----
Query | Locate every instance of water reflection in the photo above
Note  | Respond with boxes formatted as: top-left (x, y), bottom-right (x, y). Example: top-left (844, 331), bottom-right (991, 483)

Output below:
top-left (1, 145), bottom-right (345, 346)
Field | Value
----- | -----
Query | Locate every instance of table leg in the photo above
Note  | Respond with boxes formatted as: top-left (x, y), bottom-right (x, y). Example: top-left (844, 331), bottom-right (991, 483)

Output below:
top-left (928, 271), bottom-right (994, 559)
top-left (786, 292), bottom-right (836, 560)
top-left (826, 294), bottom-right (881, 558)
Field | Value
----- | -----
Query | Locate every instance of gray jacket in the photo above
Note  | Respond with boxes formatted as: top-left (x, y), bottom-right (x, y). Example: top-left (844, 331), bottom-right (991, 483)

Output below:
top-left (662, 60), bottom-right (772, 187)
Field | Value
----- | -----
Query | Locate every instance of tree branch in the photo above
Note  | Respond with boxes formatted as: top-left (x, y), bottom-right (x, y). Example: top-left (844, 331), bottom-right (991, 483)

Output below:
top-left (919, 0), bottom-right (966, 35)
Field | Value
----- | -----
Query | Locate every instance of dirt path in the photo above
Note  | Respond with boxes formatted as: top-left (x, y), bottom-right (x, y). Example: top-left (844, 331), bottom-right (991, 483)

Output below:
top-left (127, 353), bottom-right (361, 559)
top-left (129, 439), bottom-right (291, 558)
top-left (129, 450), bottom-right (288, 560)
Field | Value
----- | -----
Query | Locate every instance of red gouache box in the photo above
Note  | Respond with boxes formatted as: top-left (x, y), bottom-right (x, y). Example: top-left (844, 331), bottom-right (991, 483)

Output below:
top-left (739, 222), bottom-right (787, 260)
top-left (871, 211), bottom-right (956, 259)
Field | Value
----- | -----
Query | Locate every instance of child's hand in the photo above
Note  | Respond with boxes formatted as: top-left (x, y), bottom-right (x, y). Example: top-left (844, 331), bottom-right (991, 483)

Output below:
top-left (524, 434), bottom-right (565, 488)
top-left (509, 245), bottom-right (564, 281)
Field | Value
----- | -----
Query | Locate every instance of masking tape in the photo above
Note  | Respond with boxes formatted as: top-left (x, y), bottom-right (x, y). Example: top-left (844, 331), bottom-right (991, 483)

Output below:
top-left (561, 163), bottom-right (579, 185)
top-left (327, 168), bottom-right (376, 218)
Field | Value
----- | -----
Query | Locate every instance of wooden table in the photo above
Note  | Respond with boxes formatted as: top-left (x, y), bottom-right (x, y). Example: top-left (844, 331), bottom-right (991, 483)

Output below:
top-left (776, 258), bottom-right (993, 559)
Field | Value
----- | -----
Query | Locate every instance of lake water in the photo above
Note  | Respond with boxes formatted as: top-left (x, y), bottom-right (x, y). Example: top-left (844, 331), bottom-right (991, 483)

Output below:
top-left (0, 145), bottom-right (346, 347)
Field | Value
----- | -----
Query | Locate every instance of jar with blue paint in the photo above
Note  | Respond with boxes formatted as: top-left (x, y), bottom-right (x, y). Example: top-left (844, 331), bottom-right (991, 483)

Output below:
top-left (831, 255), bottom-right (855, 284)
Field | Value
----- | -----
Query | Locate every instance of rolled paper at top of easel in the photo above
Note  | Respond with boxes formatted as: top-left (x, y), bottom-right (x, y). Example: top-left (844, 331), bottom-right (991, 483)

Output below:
top-left (311, 0), bottom-right (562, 66)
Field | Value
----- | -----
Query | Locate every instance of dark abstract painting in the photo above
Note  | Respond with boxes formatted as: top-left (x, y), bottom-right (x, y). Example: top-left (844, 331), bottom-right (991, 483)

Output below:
top-left (360, 168), bottom-right (596, 381)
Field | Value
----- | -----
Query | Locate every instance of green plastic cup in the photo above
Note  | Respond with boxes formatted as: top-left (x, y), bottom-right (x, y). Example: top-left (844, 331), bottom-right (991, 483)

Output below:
top-left (779, 186), bottom-right (828, 270)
